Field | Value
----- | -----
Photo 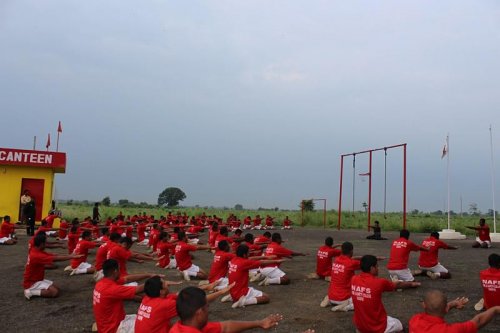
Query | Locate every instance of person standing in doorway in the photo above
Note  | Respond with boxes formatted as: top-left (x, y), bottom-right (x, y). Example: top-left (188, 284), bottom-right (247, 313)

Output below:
top-left (24, 199), bottom-right (36, 236)
top-left (20, 190), bottom-right (32, 223)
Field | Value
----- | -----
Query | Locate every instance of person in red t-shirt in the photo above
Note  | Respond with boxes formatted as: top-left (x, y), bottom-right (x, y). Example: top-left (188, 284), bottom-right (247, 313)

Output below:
top-left (282, 216), bottom-right (292, 230)
top-left (252, 215), bottom-right (263, 230)
top-left (135, 275), bottom-right (234, 333)
top-left (170, 286), bottom-right (283, 333)
top-left (57, 219), bottom-right (69, 240)
top-left (310, 236), bottom-right (341, 280)
top-left (387, 229), bottom-right (428, 282)
top-left (175, 231), bottom-right (211, 281)
top-left (352, 255), bottom-right (420, 333)
top-left (264, 215), bottom-right (275, 230)
top-left (410, 289), bottom-right (500, 333)
top-left (93, 259), bottom-right (155, 333)
top-left (208, 223), bottom-right (219, 249)
top-left (107, 237), bottom-right (156, 279)
top-left (136, 221), bottom-right (148, 245)
top-left (228, 244), bottom-right (283, 308)
top-left (243, 216), bottom-right (252, 230)
top-left (467, 218), bottom-right (492, 248)
top-left (214, 227), bottom-right (233, 249)
top-left (207, 240), bottom-right (235, 291)
top-left (66, 230), bottom-right (98, 276)
top-left (416, 231), bottom-right (458, 280)
top-left (320, 241), bottom-right (361, 312)
top-left (475, 253), bottom-right (500, 311)
top-left (254, 231), bottom-right (272, 246)
top-left (259, 232), bottom-right (305, 286)
top-left (94, 232), bottom-right (122, 282)
top-left (23, 234), bottom-right (82, 300)
top-left (156, 231), bottom-right (177, 269)
top-left (0, 215), bottom-right (19, 245)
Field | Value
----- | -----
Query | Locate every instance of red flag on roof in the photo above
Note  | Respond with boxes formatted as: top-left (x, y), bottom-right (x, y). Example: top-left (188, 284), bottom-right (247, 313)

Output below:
top-left (46, 133), bottom-right (51, 150)
top-left (57, 121), bottom-right (63, 133)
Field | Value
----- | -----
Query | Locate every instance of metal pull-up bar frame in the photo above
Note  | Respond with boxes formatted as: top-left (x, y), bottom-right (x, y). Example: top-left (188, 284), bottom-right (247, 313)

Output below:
top-left (337, 143), bottom-right (407, 231)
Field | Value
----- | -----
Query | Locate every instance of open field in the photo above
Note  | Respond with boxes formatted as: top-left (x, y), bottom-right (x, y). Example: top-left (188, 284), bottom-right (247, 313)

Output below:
top-left (58, 203), bottom-right (495, 235)
top-left (0, 228), bottom-right (498, 332)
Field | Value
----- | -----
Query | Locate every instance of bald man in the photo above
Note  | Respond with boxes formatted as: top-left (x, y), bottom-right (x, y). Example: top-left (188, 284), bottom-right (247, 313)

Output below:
top-left (409, 289), bottom-right (500, 332)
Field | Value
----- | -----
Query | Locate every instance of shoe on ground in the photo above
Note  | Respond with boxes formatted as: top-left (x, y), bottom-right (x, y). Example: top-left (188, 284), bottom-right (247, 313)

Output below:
top-left (320, 295), bottom-right (330, 308)
top-left (426, 271), bottom-right (440, 280)
top-left (258, 277), bottom-right (270, 286)
top-left (249, 273), bottom-right (263, 282)
top-left (221, 294), bottom-right (233, 303)
top-left (474, 298), bottom-right (484, 311)
top-left (24, 289), bottom-right (33, 300)
top-left (232, 296), bottom-right (246, 309)
top-left (64, 265), bottom-right (73, 272)
top-left (331, 300), bottom-right (350, 312)
top-left (182, 271), bottom-right (191, 281)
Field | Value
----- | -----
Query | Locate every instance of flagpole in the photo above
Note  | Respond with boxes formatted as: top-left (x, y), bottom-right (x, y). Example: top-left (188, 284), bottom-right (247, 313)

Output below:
top-left (447, 134), bottom-right (451, 230)
top-left (490, 125), bottom-right (497, 233)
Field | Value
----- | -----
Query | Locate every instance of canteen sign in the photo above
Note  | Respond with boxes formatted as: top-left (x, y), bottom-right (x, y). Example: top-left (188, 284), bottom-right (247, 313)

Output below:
top-left (0, 147), bottom-right (66, 171)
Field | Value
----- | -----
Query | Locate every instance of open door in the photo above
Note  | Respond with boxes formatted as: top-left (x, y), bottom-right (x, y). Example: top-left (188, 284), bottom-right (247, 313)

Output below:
top-left (20, 178), bottom-right (45, 222)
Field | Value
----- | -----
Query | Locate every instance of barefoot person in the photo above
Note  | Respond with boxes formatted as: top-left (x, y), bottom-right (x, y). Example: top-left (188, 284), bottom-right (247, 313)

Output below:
top-left (175, 231), bottom-right (211, 281)
top-left (351, 255), bottom-right (420, 333)
top-left (416, 231), bottom-right (458, 279)
top-left (23, 234), bottom-right (83, 299)
top-left (0, 215), bottom-right (19, 245)
top-left (170, 286), bottom-right (283, 333)
top-left (410, 289), bottom-right (500, 332)
top-left (366, 221), bottom-right (387, 240)
top-left (311, 236), bottom-right (341, 280)
top-left (467, 218), bottom-right (492, 248)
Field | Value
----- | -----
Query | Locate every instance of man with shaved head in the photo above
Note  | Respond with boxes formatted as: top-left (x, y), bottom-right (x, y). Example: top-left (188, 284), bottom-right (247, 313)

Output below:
top-left (409, 289), bottom-right (500, 332)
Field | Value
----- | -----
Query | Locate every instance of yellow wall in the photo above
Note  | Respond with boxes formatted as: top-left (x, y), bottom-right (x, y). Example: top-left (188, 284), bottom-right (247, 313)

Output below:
top-left (0, 165), bottom-right (54, 222)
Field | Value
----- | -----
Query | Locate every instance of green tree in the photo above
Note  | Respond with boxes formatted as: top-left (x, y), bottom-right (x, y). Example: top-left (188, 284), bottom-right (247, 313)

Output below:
top-left (158, 187), bottom-right (186, 207)
top-left (234, 204), bottom-right (243, 210)
top-left (101, 196), bottom-right (111, 207)
top-left (301, 200), bottom-right (314, 211)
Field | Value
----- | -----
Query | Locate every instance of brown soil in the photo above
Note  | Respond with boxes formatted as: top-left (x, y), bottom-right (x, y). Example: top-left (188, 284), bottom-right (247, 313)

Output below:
top-left (0, 228), bottom-right (498, 332)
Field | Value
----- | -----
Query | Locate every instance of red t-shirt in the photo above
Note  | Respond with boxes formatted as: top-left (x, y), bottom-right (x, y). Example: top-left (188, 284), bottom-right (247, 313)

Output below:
top-left (68, 232), bottom-right (81, 254)
top-left (137, 224), bottom-right (146, 242)
top-left (175, 241), bottom-right (197, 271)
top-left (351, 272), bottom-right (396, 333)
top-left (95, 241), bottom-right (118, 271)
top-left (23, 247), bottom-right (55, 289)
top-left (107, 245), bottom-right (132, 276)
top-left (214, 235), bottom-right (233, 248)
top-left (70, 239), bottom-right (97, 268)
top-left (135, 294), bottom-right (177, 333)
top-left (263, 242), bottom-right (293, 267)
top-left (480, 267), bottom-right (500, 309)
top-left (169, 322), bottom-right (222, 333)
top-left (58, 221), bottom-right (69, 239)
top-left (93, 278), bottom-right (137, 333)
top-left (418, 236), bottom-right (450, 268)
top-left (157, 242), bottom-right (175, 268)
top-left (387, 237), bottom-right (421, 270)
top-left (254, 236), bottom-right (270, 245)
top-left (478, 224), bottom-right (491, 241)
top-left (0, 221), bottom-right (14, 238)
top-left (328, 255), bottom-right (361, 301)
top-left (316, 245), bottom-right (341, 277)
top-left (208, 230), bottom-right (219, 247)
top-left (228, 257), bottom-right (262, 300)
top-left (208, 250), bottom-right (235, 283)
top-left (409, 313), bottom-right (477, 333)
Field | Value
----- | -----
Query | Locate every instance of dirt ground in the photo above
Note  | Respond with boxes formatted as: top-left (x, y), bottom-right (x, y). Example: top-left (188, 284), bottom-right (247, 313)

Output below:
top-left (0, 228), bottom-right (498, 333)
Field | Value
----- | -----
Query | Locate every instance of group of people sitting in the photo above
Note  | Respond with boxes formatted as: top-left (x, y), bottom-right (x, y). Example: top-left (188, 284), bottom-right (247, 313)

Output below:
top-left (2, 210), bottom-right (499, 333)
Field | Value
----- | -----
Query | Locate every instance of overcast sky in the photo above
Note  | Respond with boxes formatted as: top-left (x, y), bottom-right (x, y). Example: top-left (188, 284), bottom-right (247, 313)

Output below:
top-left (1, 1), bottom-right (500, 213)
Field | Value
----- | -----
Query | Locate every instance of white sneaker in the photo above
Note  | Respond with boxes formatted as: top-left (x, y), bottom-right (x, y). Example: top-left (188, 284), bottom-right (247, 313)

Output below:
top-left (474, 298), bottom-right (484, 311)
top-left (426, 271), bottom-right (440, 280)
top-left (232, 296), bottom-right (246, 308)
top-left (221, 294), bottom-right (233, 303)
top-left (258, 277), bottom-right (270, 286)
top-left (64, 265), bottom-right (73, 272)
top-left (331, 300), bottom-right (350, 312)
top-left (182, 271), bottom-right (191, 281)
top-left (249, 273), bottom-right (263, 282)
top-left (320, 295), bottom-right (330, 308)
top-left (24, 289), bottom-right (33, 300)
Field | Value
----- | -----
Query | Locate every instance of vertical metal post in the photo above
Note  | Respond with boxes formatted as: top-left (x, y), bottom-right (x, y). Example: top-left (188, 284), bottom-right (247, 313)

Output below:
top-left (368, 151), bottom-right (372, 231)
top-left (403, 144), bottom-right (407, 229)
top-left (323, 199), bottom-right (327, 228)
top-left (338, 156), bottom-right (344, 230)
